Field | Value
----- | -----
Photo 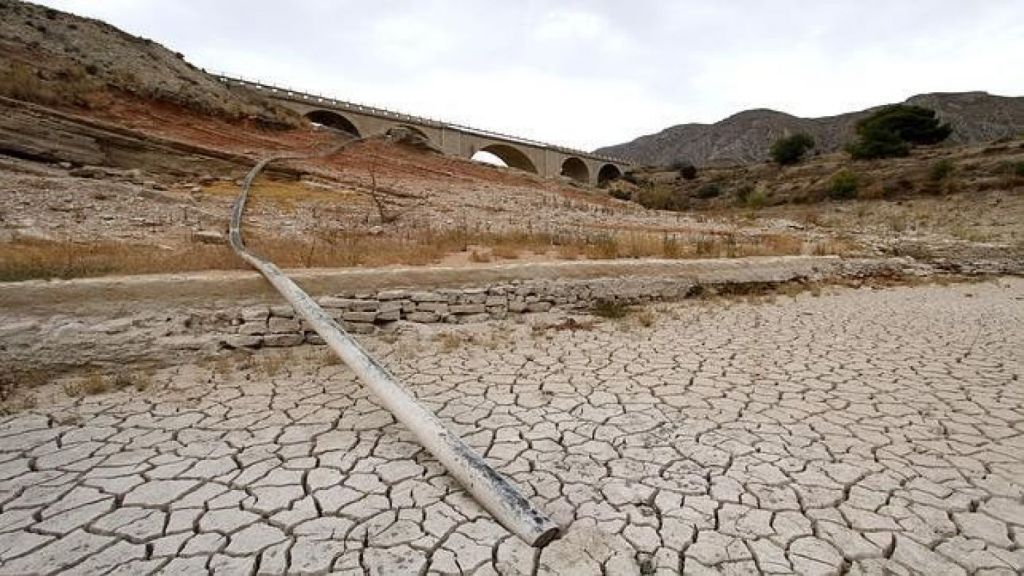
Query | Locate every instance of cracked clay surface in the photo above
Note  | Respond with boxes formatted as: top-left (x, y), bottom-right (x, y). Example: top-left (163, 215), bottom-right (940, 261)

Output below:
top-left (1, 279), bottom-right (1022, 575)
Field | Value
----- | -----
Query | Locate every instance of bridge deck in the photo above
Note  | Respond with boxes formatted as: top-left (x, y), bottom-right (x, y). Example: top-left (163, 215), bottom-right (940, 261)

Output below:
top-left (214, 74), bottom-right (627, 164)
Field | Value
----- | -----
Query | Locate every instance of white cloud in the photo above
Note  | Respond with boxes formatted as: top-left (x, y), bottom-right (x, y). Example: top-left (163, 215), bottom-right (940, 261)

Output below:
top-left (688, 2), bottom-right (1024, 121)
top-left (535, 9), bottom-right (609, 42)
top-left (370, 13), bottom-right (458, 68)
top-left (391, 66), bottom-right (679, 151)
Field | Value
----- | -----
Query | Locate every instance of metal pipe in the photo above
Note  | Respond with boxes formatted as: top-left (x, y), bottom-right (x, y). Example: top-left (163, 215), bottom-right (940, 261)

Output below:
top-left (227, 145), bottom-right (560, 548)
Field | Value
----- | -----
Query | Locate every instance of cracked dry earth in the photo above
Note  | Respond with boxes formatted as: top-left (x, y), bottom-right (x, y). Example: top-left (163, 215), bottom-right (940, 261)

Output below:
top-left (2, 279), bottom-right (1023, 575)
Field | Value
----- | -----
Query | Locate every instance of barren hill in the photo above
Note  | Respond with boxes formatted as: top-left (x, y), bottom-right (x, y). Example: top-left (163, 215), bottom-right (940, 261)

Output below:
top-left (0, 0), bottom-right (297, 126)
top-left (596, 92), bottom-right (1024, 167)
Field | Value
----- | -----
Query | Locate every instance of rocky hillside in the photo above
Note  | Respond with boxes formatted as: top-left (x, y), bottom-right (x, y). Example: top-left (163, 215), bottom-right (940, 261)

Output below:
top-left (597, 92), bottom-right (1024, 167)
top-left (0, 0), bottom-right (298, 127)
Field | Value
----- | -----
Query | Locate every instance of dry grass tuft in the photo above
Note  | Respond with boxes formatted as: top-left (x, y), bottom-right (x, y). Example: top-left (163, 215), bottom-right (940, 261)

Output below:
top-left (0, 371), bottom-right (43, 415)
top-left (531, 316), bottom-right (597, 336)
top-left (257, 353), bottom-right (287, 377)
top-left (490, 245), bottom-right (521, 260)
top-left (478, 331), bottom-right (510, 350)
top-left (549, 317), bottom-right (596, 332)
top-left (305, 347), bottom-right (341, 366)
top-left (64, 372), bottom-right (108, 397)
top-left (468, 250), bottom-right (492, 263)
top-left (62, 368), bottom-right (150, 398)
top-left (433, 331), bottom-right (465, 352)
top-left (635, 308), bottom-right (656, 327)
top-left (0, 394), bottom-right (36, 415)
top-left (213, 355), bottom-right (237, 377)
top-left (556, 244), bottom-right (583, 260)
top-left (591, 300), bottom-right (632, 319)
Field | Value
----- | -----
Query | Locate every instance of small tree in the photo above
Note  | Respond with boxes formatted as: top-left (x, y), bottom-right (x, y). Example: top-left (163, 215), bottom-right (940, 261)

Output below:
top-left (828, 170), bottom-right (860, 199)
top-left (847, 126), bottom-right (910, 159)
top-left (607, 187), bottom-right (632, 201)
top-left (694, 183), bottom-right (721, 198)
top-left (928, 159), bottom-right (955, 182)
top-left (636, 183), bottom-right (688, 211)
top-left (770, 133), bottom-right (815, 165)
top-left (670, 160), bottom-right (698, 180)
top-left (847, 104), bottom-right (951, 159)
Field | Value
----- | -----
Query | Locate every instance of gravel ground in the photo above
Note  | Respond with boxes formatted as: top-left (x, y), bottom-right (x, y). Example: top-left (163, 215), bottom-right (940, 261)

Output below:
top-left (0, 279), bottom-right (1022, 575)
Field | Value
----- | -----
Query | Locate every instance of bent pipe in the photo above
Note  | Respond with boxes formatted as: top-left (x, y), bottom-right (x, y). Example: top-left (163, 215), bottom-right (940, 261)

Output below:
top-left (228, 143), bottom-right (560, 548)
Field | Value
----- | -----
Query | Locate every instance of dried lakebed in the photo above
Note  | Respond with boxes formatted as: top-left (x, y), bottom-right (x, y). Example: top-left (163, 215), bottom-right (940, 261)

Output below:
top-left (1, 279), bottom-right (1022, 574)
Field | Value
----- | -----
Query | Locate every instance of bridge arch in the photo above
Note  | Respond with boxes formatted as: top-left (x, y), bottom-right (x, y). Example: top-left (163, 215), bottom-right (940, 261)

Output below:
top-left (598, 163), bottom-right (623, 184)
top-left (560, 157), bottom-right (589, 183)
top-left (305, 110), bottom-right (361, 137)
top-left (473, 144), bottom-right (538, 174)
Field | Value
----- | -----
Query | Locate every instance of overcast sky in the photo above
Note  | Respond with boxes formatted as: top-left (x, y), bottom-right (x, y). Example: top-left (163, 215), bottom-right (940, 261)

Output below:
top-left (37, 0), bottom-right (1024, 151)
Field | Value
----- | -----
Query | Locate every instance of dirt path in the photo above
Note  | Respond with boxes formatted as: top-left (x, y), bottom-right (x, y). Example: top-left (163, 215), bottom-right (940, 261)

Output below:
top-left (0, 255), bottom-right (860, 315)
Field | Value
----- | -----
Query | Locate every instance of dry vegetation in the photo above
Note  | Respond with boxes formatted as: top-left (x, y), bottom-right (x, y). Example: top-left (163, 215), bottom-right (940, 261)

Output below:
top-left (0, 364), bottom-right (156, 414)
top-left (0, 2), bottom-right (301, 127)
top-left (608, 141), bottom-right (1024, 267)
top-left (1, 132), bottom-right (1016, 283)
top-left (0, 61), bottom-right (101, 108)
top-left (0, 370), bottom-right (45, 414)
top-left (530, 317), bottom-right (597, 334)
top-left (430, 328), bottom-right (510, 352)
top-left (0, 225), bottom-right (852, 282)
top-left (621, 139), bottom-right (1024, 212)
top-left (63, 367), bottom-right (152, 397)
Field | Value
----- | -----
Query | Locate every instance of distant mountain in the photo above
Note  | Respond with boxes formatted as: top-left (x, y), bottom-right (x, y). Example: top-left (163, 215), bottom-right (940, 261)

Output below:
top-left (596, 92), bottom-right (1024, 167)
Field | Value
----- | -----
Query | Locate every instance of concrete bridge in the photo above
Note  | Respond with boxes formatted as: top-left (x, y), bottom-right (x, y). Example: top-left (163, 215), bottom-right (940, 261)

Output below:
top-left (216, 75), bottom-right (631, 186)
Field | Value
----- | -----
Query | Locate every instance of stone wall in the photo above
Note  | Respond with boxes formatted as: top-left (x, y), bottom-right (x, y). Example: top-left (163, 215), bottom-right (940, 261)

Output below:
top-left (1, 257), bottom-right (925, 373)
top-left (229, 275), bottom-right (699, 341)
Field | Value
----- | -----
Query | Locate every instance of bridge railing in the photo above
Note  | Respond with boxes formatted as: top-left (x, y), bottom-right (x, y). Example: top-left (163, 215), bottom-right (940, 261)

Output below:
top-left (211, 71), bottom-right (630, 164)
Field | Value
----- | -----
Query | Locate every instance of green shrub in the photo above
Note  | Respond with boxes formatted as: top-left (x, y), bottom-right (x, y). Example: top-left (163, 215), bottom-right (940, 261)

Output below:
top-left (608, 187), bottom-right (632, 201)
top-left (929, 159), bottom-right (955, 182)
top-left (746, 189), bottom-right (767, 209)
top-left (695, 183), bottom-right (721, 199)
top-left (828, 170), bottom-right (860, 199)
top-left (859, 104), bottom-right (952, 145)
top-left (0, 62), bottom-right (99, 107)
top-left (636, 184), bottom-right (688, 211)
top-left (670, 160), bottom-right (698, 180)
top-left (847, 127), bottom-right (911, 159)
top-left (995, 160), bottom-right (1024, 178)
top-left (847, 104), bottom-right (951, 159)
top-left (622, 170), bottom-right (658, 187)
top-left (770, 133), bottom-right (815, 165)
top-left (591, 299), bottom-right (631, 319)
top-left (883, 177), bottom-right (915, 198)
top-left (736, 184), bottom-right (754, 204)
